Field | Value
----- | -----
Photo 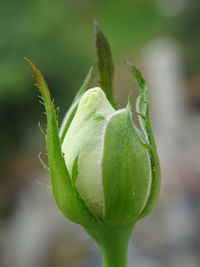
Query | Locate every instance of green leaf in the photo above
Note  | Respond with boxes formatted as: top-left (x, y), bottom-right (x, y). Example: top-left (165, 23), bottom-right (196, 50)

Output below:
top-left (94, 21), bottom-right (118, 109)
top-left (60, 66), bottom-right (93, 143)
top-left (25, 58), bottom-right (98, 225)
top-left (102, 108), bottom-right (150, 224)
top-left (125, 61), bottom-right (161, 218)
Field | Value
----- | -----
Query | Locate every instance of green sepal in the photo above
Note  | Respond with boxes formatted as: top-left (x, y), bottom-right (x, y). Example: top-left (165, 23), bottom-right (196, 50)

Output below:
top-left (60, 66), bottom-right (93, 143)
top-left (94, 21), bottom-right (118, 109)
top-left (102, 107), bottom-right (150, 224)
top-left (125, 62), bottom-right (161, 218)
top-left (25, 58), bottom-right (98, 225)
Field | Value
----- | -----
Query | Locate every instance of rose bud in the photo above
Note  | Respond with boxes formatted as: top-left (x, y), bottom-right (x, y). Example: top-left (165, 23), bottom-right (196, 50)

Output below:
top-left (25, 22), bottom-right (160, 267)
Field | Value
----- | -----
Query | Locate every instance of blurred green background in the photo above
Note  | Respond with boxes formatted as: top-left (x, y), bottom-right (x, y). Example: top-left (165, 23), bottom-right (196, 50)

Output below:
top-left (0, 1), bottom-right (200, 267)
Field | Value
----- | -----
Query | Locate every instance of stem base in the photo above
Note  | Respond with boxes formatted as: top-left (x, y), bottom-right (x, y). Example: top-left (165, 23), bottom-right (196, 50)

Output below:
top-left (83, 223), bottom-right (135, 267)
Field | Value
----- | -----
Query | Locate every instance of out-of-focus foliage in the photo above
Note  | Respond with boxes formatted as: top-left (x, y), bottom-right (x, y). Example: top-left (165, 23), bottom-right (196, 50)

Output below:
top-left (171, 1), bottom-right (200, 111)
top-left (0, 0), bottom-right (166, 98)
top-left (171, 2), bottom-right (200, 75)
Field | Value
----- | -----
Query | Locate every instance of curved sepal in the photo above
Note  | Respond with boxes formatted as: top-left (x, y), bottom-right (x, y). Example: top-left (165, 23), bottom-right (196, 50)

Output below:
top-left (102, 107), bottom-right (150, 224)
top-left (94, 21), bottom-right (118, 109)
top-left (60, 66), bottom-right (93, 143)
top-left (125, 62), bottom-right (161, 218)
top-left (25, 58), bottom-right (98, 225)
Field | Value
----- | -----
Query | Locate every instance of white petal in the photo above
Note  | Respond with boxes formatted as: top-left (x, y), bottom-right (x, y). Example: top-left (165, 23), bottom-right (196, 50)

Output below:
top-left (62, 87), bottom-right (116, 218)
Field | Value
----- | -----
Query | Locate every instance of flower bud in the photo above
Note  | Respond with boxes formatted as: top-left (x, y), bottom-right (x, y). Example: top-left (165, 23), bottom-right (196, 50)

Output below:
top-left (26, 22), bottom-right (161, 267)
top-left (61, 87), bottom-right (151, 224)
top-left (25, 58), bottom-right (160, 228)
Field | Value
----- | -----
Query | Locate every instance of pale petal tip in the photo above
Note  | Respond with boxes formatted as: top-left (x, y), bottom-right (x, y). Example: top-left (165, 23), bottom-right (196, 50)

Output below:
top-left (78, 87), bottom-right (106, 111)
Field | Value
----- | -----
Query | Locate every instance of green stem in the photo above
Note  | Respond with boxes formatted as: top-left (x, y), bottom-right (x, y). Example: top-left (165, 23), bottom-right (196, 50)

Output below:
top-left (83, 223), bottom-right (134, 267)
